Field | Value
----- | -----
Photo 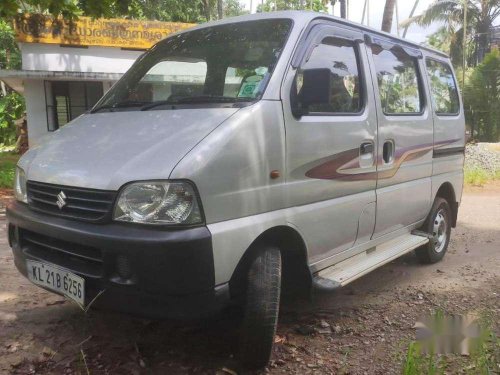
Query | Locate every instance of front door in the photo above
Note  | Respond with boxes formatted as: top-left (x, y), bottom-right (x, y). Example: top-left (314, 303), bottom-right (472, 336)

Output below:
top-left (365, 36), bottom-right (434, 238)
top-left (282, 23), bottom-right (378, 266)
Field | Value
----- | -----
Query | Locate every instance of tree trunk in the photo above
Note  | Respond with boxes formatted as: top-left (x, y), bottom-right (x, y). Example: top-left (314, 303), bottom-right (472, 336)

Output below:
top-left (217, 0), bottom-right (223, 19)
top-left (476, 21), bottom-right (490, 64)
top-left (381, 0), bottom-right (396, 33)
top-left (201, 0), bottom-right (211, 21)
top-left (340, 0), bottom-right (346, 18)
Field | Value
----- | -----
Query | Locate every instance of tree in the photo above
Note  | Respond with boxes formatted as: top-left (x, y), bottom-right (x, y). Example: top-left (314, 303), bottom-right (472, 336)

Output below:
top-left (425, 25), bottom-right (465, 65)
top-left (0, 19), bottom-right (24, 148)
top-left (224, 0), bottom-right (248, 17)
top-left (217, 0), bottom-right (223, 18)
top-left (127, 0), bottom-right (209, 22)
top-left (401, 0), bottom-right (500, 66)
top-left (0, 20), bottom-right (21, 70)
top-left (0, 0), bottom-right (82, 19)
top-left (381, 0), bottom-right (396, 32)
top-left (257, 0), bottom-right (328, 12)
top-left (464, 49), bottom-right (500, 141)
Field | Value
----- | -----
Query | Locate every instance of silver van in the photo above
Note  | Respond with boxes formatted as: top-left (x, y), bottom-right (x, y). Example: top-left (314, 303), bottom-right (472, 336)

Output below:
top-left (7, 11), bottom-right (465, 369)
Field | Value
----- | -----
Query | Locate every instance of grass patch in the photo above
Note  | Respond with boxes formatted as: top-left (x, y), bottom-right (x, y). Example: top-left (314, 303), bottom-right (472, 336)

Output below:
top-left (464, 167), bottom-right (500, 186)
top-left (0, 152), bottom-right (20, 189)
top-left (402, 312), bottom-right (499, 375)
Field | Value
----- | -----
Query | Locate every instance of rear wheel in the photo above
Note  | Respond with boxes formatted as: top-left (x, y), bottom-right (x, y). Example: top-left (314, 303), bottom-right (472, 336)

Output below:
top-left (415, 197), bottom-right (452, 264)
top-left (238, 246), bottom-right (282, 369)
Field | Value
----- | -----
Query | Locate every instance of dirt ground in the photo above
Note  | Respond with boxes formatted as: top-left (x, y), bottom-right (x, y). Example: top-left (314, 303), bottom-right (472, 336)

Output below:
top-left (0, 183), bottom-right (499, 375)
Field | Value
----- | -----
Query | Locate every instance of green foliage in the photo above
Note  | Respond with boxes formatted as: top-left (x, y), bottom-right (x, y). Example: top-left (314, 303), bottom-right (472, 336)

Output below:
top-left (402, 341), bottom-right (445, 375)
top-left (223, 0), bottom-right (247, 18)
top-left (464, 167), bottom-right (491, 186)
top-left (425, 26), bottom-right (465, 67)
top-left (0, 0), bottom-right (82, 20)
top-left (80, 0), bottom-right (245, 22)
top-left (0, 152), bottom-right (20, 188)
top-left (403, 0), bottom-right (500, 67)
top-left (0, 0), bottom-right (247, 23)
top-left (258, 0), bottom-right (328, 13)
top-left (464, 166), bottom-right (500, 186)
top-left (470, 315), bottom-right (500, 375)
top-left (402, 310), bottom-right (498, 374)
top-left (464, 49), bottom-right (500, 142)
top-left (0, 92), bottom-right (25, 147)
top-left (0, 20), bottom-right (21, 70)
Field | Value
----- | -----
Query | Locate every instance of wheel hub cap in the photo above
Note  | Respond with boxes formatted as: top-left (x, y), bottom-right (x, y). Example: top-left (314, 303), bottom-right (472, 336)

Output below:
top-left (433, 209), bottom-right (447, 253)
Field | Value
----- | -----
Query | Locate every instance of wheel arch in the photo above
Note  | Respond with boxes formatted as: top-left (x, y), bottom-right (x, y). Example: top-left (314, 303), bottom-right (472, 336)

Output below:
top-left (434, 182), bottom-right (458, 227)
top-left (229, 225), bottom-right (311, 297)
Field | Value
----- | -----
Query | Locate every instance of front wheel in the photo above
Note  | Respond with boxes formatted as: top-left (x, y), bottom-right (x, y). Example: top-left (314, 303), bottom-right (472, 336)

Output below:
top-left (415, 197), bottom-right (452, 264)
top-left (238, 246), bottom-right (282, 369)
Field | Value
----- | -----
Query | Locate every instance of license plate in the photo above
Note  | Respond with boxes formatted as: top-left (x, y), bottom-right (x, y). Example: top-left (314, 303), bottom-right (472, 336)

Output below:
top-left (27, 260), bottom-right (85, 306)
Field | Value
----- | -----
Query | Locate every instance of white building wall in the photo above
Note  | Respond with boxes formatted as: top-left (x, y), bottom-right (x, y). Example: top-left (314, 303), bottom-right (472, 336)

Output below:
top-left (23, 80), bottom-right (49, 147)
top-left (20, 43), bottom-right (143, 73)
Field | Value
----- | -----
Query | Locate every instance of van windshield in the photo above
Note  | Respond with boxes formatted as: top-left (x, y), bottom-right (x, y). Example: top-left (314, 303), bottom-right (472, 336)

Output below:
top-left (93, 19), bottom-right (292, 112)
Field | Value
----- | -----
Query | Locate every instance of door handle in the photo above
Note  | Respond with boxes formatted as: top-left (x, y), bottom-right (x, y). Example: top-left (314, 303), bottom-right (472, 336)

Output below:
top-left (359, 141), bottom-right (374, 168)
top-left (383, 140), bottom-right (395, 164)
top-left (360, 142), bottom-right (373, 155)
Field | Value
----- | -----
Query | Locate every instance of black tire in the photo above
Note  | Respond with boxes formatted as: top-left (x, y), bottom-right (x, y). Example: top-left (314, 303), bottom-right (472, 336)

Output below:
top-left (238, 246), bottom-right (282, 369)
top-left (415, 197), bottom-right (452, 264)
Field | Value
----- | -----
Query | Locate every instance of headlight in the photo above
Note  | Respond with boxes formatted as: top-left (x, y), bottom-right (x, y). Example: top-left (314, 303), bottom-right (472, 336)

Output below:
top-left (113, 181), bottom-right (203, 225)
top-left (14, 167), bottom-right (27, 203)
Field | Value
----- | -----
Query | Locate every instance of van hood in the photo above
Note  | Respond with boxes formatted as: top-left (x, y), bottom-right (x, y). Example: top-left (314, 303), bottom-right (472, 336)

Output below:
top-left (22, 108), bottom-right (239, 190)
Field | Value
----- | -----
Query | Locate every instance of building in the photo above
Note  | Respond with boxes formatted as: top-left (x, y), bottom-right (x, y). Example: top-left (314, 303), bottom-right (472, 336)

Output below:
top-left (491, 26), bottom-right (500, 50)
top-left (0, 14), bottom-right (193, 146)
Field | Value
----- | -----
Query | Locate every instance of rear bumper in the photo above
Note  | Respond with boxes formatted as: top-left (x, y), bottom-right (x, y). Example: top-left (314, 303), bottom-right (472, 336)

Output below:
top-left (6, 201), bottom-right (230, 319)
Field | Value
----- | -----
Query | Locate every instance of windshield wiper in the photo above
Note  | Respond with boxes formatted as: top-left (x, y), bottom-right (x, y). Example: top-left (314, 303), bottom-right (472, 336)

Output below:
top-left (140, 95), bottom-right (253, 111)
top-left (92, 100), bottom-right (147, 113)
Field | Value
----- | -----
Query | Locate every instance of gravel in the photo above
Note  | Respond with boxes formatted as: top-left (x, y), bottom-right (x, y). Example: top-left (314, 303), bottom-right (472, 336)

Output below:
top-left (464, 143), bottom-right (500, 174)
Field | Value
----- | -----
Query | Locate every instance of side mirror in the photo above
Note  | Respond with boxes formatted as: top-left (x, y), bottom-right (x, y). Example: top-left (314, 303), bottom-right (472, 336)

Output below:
top-left (293, 68), bottom-right (331, 116)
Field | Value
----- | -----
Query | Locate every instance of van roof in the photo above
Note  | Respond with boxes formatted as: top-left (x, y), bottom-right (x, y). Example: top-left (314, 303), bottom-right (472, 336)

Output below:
top-left (182, 10), bottom-right (449, 59)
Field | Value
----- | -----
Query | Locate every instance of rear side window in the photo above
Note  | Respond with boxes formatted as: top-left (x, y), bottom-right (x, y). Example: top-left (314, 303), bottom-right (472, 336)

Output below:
top-left (371, 45), bottom-right (423, 114)
top-left (299, 37), bottom-right (363, 114)
top-left (426, 59), bottom-right (460, 115)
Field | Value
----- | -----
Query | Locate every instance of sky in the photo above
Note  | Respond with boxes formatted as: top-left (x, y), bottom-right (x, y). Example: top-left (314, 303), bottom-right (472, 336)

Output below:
top-left (239, 0), bottom-right (440, 44)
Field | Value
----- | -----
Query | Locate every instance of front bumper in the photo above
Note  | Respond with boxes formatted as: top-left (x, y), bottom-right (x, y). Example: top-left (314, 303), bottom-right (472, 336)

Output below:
top-left (6, 201), bottom-right (229, 319)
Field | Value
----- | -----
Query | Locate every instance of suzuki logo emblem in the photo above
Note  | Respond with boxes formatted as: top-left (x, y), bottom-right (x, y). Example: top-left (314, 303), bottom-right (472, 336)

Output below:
top-left (56, 191), bottom-right (67, 209)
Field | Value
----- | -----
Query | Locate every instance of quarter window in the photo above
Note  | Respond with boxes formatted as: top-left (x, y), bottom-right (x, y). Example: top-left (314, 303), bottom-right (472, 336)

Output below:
top-left (371, 45), bottom-right (422, 114)
top-left (299, 37), bottom-right (363, 114)
top-left (426, 59), bottom-right (459, 115)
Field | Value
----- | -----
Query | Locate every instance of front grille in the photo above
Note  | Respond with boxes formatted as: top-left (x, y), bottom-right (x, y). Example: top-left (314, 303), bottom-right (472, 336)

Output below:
top-left (27, 181), bottom-right (116, 223)
top-left (20, 229), bottom-right (104, 277)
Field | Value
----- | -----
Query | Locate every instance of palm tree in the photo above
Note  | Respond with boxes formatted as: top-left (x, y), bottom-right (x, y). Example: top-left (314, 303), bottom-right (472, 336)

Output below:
top-left (217, 0), bottom-right (223, 18)
top-left (382, 0), bottom-right (396, 32)
top-left (401, 0), bottom-right (500, 65)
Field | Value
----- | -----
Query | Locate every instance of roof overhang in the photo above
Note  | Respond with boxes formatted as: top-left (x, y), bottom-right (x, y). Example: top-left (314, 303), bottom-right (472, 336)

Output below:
top-left (0, 70), bottom-right (123, 94)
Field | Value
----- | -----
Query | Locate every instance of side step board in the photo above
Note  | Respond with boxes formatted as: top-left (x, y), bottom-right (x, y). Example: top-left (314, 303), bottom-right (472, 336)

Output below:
top-left (313, 233), bottom-right (429, 292)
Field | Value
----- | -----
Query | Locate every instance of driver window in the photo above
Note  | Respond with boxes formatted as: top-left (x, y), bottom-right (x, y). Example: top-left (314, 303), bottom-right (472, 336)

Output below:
top-left (297, 36), bottom-right (363, 114)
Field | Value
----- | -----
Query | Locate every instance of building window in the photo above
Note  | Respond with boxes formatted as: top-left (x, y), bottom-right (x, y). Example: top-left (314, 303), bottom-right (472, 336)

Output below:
top-left (371, 45), bottom-right (423, 115)
top-left (45, 81), bottom-right (103, 131)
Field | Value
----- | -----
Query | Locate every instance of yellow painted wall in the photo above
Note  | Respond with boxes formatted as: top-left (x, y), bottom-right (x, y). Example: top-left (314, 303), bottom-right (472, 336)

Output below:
top-left (14, 14), bottom-right (195, 49)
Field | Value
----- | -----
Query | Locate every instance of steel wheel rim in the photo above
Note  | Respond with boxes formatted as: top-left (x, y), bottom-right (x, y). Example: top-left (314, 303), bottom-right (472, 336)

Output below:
top-left (432, 209), bottom-right (447, 253)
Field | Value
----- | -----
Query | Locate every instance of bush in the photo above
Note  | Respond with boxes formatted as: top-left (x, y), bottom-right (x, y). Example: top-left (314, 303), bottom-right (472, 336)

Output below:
top-left (0, 152), bottom-right (19, 189)
top-left (0, 92), bottom-right (25, 147)
top-left (464, 167), bottom-right (500, 186)
top-left (464, 49), bottom-right (500, 142)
